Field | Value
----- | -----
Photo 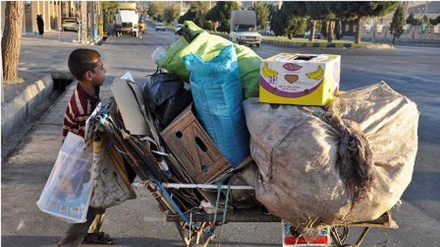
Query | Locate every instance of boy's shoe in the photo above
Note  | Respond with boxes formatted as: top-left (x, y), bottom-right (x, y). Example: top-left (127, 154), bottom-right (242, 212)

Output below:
top-left (82, 231), bottom-right (114, 245)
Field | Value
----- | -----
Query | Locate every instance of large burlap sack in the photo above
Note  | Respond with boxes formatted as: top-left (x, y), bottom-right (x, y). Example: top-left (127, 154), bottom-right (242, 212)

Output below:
top-left (243, 81), bottom-right (419, 226)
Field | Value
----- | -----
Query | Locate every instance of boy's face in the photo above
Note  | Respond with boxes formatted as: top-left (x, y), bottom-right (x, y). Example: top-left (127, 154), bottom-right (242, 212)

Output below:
top-left (88, 58), bottom-right (106, 86)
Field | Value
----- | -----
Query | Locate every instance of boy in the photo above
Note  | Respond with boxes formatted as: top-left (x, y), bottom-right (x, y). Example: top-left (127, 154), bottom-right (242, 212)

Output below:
top-left (58, 48), bottom-right (113, 246)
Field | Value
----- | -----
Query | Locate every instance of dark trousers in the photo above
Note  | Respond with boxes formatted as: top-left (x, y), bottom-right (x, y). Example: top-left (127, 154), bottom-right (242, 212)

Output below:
top-left (58, 207), bottom-right (106, 247)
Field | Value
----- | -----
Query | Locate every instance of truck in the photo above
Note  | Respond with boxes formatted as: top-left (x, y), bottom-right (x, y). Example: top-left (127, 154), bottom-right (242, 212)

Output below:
top-left (230, 10), bottom-right (262, 48)
top-left (114, 2), bottom-right (139, 37)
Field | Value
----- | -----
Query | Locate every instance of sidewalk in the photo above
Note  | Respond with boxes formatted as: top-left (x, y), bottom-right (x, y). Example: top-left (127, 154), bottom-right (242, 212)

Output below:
top-left (2, 32), bottom-right (282, 247)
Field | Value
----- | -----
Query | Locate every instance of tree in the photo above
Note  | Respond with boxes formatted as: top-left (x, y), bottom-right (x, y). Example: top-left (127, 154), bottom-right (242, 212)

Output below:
top-left (163, 3), bottom-right (181, 24)
top-left (422, 15), bottom-right (429, 24)
top-left (101, 1), bottom-right (119, 24)
top-left (2, 1), bottom-right (24, 82)
top-left (305, 2), bottom-right (329, 41)
top-left (346, 2), bottom-right (398, 44)
top-left (406, 13), bottom-right (416, 25)
top-left (179, 4), bottom-right (198, 24)
top-left (196, 1), bottom-right (211, 28)
top-left (250, 2), bottom-right (271, 30)
top-left (335, 19), bottom-right (343, 40)
top-left (271, 2), bottom-right (307, 38)
top-left (389, 4), bottom-right (406, 46)
top-left (148, 2), bottom-right (166, 22)
top-left (205, 1), bottom-right (239, 32)
top-left (390, 4), bottom-right (406, 45)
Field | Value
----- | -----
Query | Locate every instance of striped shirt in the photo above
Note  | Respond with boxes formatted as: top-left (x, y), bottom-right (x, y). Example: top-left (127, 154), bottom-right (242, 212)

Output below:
top-left (62, 83), bottom-right (100, 139)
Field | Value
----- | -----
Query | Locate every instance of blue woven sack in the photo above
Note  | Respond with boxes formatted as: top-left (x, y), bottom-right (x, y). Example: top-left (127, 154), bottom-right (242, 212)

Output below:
top-left (183, 45), bottom-right (249, 166)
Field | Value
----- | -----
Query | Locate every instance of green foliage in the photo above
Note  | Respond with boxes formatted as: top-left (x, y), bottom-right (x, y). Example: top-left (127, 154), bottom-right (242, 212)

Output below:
top-left (422, 15), bottom-right (429, 24)
top-left (286, 17), bottom-right (307, 38)
top-left (101, 1), bottom-right (119, 23)
top-left (270, 9), bottom-right (285, 36)
top-left (179, 5), bottom-right (197, 24)
top-left (204, 1), bottom-right (238, 32)
top-left (429, 15), bottom-right (440, 25)
top-left (206, 1), bottom-right (239, 23)
top-left (101, 1), bottom-right (119, 12)
top-left (218, 20), bottom-right (230, 33)
top-left (406, 13), bottom-right (416, 25)
top-left (148, 2), bottom-right (166, 21)
top-left (179, 1), bottom-right (212, 27)
top-left (163, 4), bottom-right (181, 24)
top-left (250, 2), bottom-right (271, 29)
top-left (389, 4), bottom-right (406, 43)
top-left (345, 1), bottom-right (398, 18)
top-left (203, 21), bottom-right (214, 31)
top-left (271, 2), bottom-right (307, 36)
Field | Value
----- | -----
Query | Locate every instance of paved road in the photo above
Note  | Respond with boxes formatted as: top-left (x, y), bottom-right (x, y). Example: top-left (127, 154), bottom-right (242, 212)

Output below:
top-left (2, 27), bottom-right (440, 246)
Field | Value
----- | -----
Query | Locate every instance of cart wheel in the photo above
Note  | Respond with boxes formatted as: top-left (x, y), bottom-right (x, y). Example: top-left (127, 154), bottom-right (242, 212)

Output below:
top-left (330, 226), bottom-right (349, 245)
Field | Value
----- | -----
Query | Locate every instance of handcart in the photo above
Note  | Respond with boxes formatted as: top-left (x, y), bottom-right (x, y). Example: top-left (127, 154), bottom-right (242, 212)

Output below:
top-left (145, 168), bottom-right (398, 247)
top-left (89, 82), bottom-right (399, 247)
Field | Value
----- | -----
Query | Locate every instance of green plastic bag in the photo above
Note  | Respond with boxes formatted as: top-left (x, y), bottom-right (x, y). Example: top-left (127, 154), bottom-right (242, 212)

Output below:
top-left (156, 21), bottom-right (261, 99)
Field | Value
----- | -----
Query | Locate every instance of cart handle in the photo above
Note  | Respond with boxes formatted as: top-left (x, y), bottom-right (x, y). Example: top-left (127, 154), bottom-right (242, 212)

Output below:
top-left (162, 183), bottom-right (254, 190)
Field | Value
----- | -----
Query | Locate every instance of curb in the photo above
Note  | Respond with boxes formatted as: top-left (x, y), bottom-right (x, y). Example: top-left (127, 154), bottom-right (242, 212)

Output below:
top-left (1, 71), bottom-right (74, 141)
top-left (1, 73), bottom-right (53, 140)
top-left (262, 39), bottom-right (365, 49)
top-left (210, 32), bottom-right (390, 49)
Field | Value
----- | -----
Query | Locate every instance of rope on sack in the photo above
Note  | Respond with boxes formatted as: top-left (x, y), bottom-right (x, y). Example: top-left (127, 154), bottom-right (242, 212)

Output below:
top-left (322, 98), bottom-right (375, 208)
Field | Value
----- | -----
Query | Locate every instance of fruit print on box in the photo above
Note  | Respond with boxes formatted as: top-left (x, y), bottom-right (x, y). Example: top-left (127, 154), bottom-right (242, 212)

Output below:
top-left (259, 53), bottom-right (341, 106)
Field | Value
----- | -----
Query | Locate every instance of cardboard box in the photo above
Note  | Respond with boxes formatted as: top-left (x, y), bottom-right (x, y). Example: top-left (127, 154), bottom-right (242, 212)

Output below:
top-left (259, 53), bottom-right (341, 106)
top-left (160, 104), bottom-right (232, 184)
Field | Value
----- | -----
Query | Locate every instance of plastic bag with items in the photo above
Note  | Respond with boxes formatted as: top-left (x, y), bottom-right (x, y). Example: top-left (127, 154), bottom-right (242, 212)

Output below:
top-left (37, 132), bottom-right (94, 223)
top-left (153, 21), bottom-right (261, 99)
top-left (184, 45), bottom-right (250, 166)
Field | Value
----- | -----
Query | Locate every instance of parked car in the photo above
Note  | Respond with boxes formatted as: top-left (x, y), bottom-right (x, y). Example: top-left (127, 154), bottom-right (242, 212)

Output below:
top-left (61, 18), bottom-right (78, 32)
top-left (174, 23), bottom-right (184, 34)
top-left (303, 30), bottom-right (325, 39)
top-left (155, 23), bottom-right (166, 32)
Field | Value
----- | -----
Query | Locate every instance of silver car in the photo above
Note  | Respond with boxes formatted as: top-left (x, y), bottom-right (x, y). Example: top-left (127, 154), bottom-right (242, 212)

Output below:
top-left (61, 18), bottom-right (78, 32)
top-left (155, 23), bottom-right (166, 32)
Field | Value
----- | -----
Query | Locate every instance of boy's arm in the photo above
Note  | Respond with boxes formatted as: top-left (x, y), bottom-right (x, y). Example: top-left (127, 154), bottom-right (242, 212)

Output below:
top-left (62, 101), bottom-right (80, 140)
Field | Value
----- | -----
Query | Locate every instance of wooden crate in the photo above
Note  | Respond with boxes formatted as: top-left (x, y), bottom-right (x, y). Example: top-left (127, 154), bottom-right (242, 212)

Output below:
top-left (160, 105), bottom-right (231, 183)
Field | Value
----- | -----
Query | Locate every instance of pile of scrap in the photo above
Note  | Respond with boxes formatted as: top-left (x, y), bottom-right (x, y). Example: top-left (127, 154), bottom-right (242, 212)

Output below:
top-left (86, 21), bottom-right (419, 233)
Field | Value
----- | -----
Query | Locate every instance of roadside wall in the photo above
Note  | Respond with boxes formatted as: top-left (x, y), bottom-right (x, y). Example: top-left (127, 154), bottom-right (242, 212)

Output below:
top-left (362, 24), bottom-right (440, 43)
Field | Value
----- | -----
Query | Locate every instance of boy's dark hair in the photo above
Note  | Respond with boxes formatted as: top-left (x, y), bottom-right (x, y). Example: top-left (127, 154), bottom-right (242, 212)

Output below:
top-left (68, 48), bottom-right (101, 80)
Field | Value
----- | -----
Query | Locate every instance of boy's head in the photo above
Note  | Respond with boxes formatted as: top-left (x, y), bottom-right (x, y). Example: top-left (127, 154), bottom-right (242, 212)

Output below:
top-left (68, 48), bottom-right (106, 86)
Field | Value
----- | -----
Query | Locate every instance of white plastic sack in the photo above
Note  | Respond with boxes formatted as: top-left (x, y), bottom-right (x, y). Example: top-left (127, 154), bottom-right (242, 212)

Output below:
top-left (37, 132), bottom-right (94, 223)
top-left (244, 81), bottom-right (419, 226)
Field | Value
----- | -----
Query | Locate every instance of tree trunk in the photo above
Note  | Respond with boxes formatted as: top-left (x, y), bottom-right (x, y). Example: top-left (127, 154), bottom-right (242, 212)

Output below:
top-left (392, 35), bottom-right (396, 46)
top-left (2, 1), bottom-right (24, 81)
top-left (328, 19), bottom-right (335, 43)
top-left (309, 20), bottom-right (316, 42)
top-left (355, 17), bottom-right (363, 44)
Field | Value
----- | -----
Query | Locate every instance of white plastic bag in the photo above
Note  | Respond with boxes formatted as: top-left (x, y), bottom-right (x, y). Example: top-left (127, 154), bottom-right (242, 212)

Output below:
top-left (37, 132), bottom-right (94, 223)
